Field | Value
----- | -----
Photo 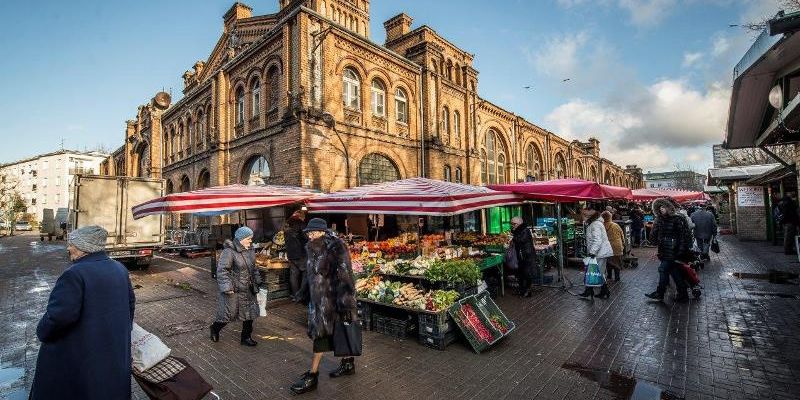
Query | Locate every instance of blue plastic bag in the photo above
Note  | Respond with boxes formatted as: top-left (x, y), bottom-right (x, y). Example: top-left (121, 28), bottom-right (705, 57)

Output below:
top-left (584, 257), bottom-right (604, 287)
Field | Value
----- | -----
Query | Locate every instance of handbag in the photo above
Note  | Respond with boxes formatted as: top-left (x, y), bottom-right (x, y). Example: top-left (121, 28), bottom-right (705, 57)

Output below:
top-left (504, 242), bottom-right (519, 271)
top-left (583, 257), bottom-right (604, 287)
top-left (131, 322), bottom-right (172, 373)
top-left (333, 319), bottom-right (363, 357)
top-left (710, 237), bottom-right (720, 254)
top-left (133, 357), bottom-right (214, 400)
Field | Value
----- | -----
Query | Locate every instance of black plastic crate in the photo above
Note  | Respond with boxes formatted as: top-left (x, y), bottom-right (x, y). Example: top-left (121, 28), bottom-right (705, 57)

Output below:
top-left (418, 330), bottom-right (459, 351)
top-left (267, 289), bottom-right (291, 301)
top-left (357, 302), bottom-right (373, 331)
top-left (418, 312), bottom-right (454, 336)
top-left (373, 313), bottom-right (416, 339)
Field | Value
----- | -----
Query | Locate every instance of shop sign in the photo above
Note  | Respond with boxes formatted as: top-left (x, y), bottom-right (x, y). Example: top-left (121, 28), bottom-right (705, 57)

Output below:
top-left (737, 186), bottom-right (764, 207)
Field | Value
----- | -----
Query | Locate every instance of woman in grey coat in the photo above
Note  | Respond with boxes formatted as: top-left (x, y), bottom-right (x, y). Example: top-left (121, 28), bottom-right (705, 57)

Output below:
top-left (210, 226), bottom-right (262, 346)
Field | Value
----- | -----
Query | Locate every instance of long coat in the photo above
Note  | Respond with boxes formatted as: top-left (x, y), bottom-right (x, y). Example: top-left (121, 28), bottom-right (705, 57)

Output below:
top-left (604, 220), bottom-right (625, 256)
top-left (586, 218), bottom-right (614, 259)
top-left (283, 217), bottom-right (308, 264)
top-left (511, 223), bottom-right (537, 274)
top-left (690, 209), bottom-right (717, 240)
top-left (215, 239), bottom-right (262, 323)
top-left (651, 198), bottom-right (693, 261)
top-left (31, 251), bottom-right (135, 400)
top-left (305, 233), bottom-right (357, 339)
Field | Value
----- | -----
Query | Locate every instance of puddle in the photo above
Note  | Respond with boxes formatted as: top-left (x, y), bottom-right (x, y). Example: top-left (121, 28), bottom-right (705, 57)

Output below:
top-left (562, 363), bottom-right (683, 400)
top-left (27, 286), bottom-right (49, 294)
top-left (732, 270), bottom-right (798, 284)
top-left (0, 366), bottom-right (24, 387)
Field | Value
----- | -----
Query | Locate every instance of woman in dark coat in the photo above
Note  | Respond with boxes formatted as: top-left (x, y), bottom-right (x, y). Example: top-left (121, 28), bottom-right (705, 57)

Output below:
top-left (210, 226), bottom-right (262, 346)
top-left (510, 217), bottom-right (536, 298)
top-left (291, 218), bottom-right (358, 395)
top-left (31, 225), bottom-right (135, 400)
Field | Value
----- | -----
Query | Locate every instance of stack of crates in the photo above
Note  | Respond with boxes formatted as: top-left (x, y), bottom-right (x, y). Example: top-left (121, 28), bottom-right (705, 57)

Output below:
top-left (417, 311), bottom-right (459, 351)
top-left (266, 268), bottom-right (291, 300)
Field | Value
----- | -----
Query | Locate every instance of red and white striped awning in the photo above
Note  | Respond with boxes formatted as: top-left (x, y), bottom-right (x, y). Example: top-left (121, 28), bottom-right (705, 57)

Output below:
top-left (132, 184), bottom-right (319, 219)
top-left (306, 177), bottom-right (522, 216)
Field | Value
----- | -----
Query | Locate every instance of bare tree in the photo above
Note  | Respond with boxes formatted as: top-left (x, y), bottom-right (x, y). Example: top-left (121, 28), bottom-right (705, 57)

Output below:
top-left (672, 164), bottom-right (704, 191)
top-left (0, 173), bottom-right (27, 235)
top-left (743, 1), bottom-right (800, 32)
top-left (722, 145), bottom-right (795, 166)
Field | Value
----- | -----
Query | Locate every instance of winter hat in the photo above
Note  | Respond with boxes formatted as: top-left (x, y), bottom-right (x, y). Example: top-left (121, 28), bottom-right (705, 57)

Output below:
top-left (303, 218), bottom-right (328, 233)
top-left (234, 226), bottom-right (254, 241)
top-left (68, 225), bottom-right (108, 253)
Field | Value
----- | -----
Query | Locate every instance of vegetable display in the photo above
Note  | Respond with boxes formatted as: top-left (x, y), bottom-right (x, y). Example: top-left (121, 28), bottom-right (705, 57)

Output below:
top-left (459, 304), bottom-right (495, 343)
top-left (356, 277), bottom-right (460, 312)
top-left (489, 315), bottom-right (510, 334)
top-left (425, 259), bottom-right (481, 286)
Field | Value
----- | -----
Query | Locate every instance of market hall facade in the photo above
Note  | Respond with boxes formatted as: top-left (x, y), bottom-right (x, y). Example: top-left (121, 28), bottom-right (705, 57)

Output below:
top-left (100, 0), bottom-right (644, 197)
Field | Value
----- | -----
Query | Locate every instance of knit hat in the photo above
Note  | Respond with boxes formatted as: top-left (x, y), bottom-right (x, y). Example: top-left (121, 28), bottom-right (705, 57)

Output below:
top-left (303, 218), bottom-right (328, 233)
top-left (68, 225), bottom-right (108, 254)
top-left (234, 226), bottom-right (254, 241)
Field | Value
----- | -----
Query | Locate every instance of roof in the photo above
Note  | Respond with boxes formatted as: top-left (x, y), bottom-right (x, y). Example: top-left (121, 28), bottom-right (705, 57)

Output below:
top-left (745, 163), bottom-right (796, 185)
top-left (707, 163), bottom-right (780, 182)
top-left (704, 185), bottom-right (728, 193)
top-left (726, 11), bottom-right (800, 148)
top-left (643, 171), bottom-right (705, 180)
top-left (0, 150), bottom-right (110, 169)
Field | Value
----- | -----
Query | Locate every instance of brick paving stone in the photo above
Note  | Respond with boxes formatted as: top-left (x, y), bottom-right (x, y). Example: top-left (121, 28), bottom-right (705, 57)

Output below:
top-left (2, 233), bottom-right (800, 399)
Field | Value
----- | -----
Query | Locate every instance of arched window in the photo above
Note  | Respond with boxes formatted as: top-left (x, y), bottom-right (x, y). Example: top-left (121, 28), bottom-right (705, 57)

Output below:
top-left (343, 68), bottom-right (360, 110)
top-left (197, 169), bottom-right (210, 189)
top-left (196, 110), bottom-right (204, 150)
top-left (444, 165), bottom-right (452, 182)
top-left (370, 79), bottom-right (385, 116)
top-left (554, 153), bottom-right (567, 179)
top-left (165, 179), bottom-right (174, 194)
top-left (575, 161), bottom-right (585, 179)
top-left (483, 130), bottom-right (506, 184)
top-left (186, 117), bottom-right (194, 155)
top-left (526, 144), bottom-right (543, 180)
top-left (590, 166), bottom-right (598, 182)
top-left (453, 111), bottom-right (461, 147)
top-left (244, 156), bottom-right (270, 186)
top-left (267, 66), bottom-right (280, 111)
top-left (480, 150), bottom-right (487, 184)
top-left (236, 86), bottom-right (245, 125)
top-left (358, 153), bottom-right (400, 185)
top-left (442, 107), bottom-right (450, 143)
top-left (446, 59), bottom-right (453, 80)
top-left (455, 167), bottom-right (463, 183)
top-left (395, 88), bottom-right (408, 123)
top-left (179, 175), bottom-right (191, 228)
top-left (178, 122), bottom-right (186, 153)
top-left (251, 78), bottom-right (261, 118)
top-left (603, 171), bottom-right (611, 185)
top-left (137, 144), bottom-right (149, 178)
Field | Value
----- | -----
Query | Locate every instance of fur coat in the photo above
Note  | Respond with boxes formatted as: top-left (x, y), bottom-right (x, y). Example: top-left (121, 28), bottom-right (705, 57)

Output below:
top-left (651, 198), bottom-right (693, 261)
top-left (305, 233), bottom-right (358, 339)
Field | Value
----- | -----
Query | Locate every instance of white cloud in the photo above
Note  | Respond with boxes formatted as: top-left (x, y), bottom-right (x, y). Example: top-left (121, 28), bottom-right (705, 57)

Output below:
top-left (685, 152), bottom-right (706, 162)
top-left (682, 52), bottom-right (704, 68)
top-left (711, 36), bottom-right (731, 57)
top-left (528, 31), bottom-right (589, 79)
top-left (618, 0), bottom-right (678, 27)
top-left (543, 79), bottom-right (729, 170)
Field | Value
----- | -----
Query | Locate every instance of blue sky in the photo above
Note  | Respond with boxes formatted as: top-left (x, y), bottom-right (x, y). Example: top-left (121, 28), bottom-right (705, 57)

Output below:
top-left (0, 0), bottom-right (784, 172)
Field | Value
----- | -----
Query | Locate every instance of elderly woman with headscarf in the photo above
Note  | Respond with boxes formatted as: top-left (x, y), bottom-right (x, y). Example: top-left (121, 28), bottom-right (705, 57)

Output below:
top-left (601, 211), bottom-right (625, 282)
top-left (210, 226), bottom-right (262, 346)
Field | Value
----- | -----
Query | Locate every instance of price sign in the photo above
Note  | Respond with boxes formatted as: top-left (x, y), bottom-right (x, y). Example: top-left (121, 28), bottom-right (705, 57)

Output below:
top-left (737, 186), bottom-right (764, 207)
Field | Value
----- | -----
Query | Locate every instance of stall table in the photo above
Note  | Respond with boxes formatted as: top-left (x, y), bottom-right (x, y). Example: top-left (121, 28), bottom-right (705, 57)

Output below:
top-left (256, 259), bottom-right (291, 300)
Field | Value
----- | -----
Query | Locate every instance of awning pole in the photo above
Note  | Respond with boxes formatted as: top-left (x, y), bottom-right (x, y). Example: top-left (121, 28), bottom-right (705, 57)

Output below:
top-left (557, 202), bottom-right (564, 283)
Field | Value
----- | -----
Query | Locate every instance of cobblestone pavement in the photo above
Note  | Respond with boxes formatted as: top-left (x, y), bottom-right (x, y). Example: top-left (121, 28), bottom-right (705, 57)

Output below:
top-left (1, 232), bottom-right (800, 400)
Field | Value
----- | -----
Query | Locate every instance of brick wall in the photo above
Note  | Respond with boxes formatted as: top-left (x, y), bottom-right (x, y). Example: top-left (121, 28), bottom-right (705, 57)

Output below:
top-left (734, 184), bottom-right (767, 241)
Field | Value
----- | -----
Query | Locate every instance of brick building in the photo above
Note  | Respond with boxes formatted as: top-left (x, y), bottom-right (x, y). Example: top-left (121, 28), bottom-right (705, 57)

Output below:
top-left (101, 0), bottom-right (643, 198)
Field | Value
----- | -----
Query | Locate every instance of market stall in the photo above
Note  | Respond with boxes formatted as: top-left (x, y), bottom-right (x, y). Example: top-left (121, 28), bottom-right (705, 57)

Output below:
top-left (489, 179), bottom-right (633, 287)
top-left (631, 188), bottom-right (710, 202)
top-left (307, 178), bottom-right (521, 351)
top-left (131, 184), bottom-right (320, 300)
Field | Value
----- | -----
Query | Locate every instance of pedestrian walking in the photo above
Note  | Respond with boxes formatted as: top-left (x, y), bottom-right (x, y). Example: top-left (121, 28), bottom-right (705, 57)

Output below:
top-left (291, 218), bottom-right (359, 394)
top-left (645, 198), bottom-right (693, 302)
top-left (510, 216), bottom-right (536, 298)
top-left (30, 225), bottom-right (135, 400)
top-left (283, 210), bottom-right (308, 302)
top-left (210, 226), bottom-right (262, 346)
top-left (601, 211), bottom-right (624, 282)
top-left (778, 194), bottom-right (800, 255)
top-left (690, 205), bottom-right (717, 260)
top-left (579, 205), bottom-right (613, 299)
top-left (630, 204), bottom-right (644, 247)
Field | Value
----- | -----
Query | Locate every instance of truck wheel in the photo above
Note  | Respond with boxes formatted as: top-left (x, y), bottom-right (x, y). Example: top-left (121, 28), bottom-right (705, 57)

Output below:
top-left (40, 236), bottom-right (44, 242)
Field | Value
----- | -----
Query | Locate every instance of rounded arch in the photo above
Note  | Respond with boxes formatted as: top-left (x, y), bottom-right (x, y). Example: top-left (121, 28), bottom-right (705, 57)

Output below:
top-left (603, 170), bottom-right (612, 185)
top-left (574, 160), bottom-right (585, 179)
top-left (589, 165), bottom-right (598, 182)
top-left (554, 152), bottom-right (567, 179)
top-left (246, 68), bottom-right (264, 88)
top-left (242, 155), bottom-right (271, 185)
top-left (525, 142), bottom-right (544, 181)
top-left (358, 153), bottom-right (400, 185)
top-left (197, 169), bottom-right (211, 189)
top-left (481, 128), bottom-right (509, 184)
top-left (165, 179), bottom-right (174, 194)
top-left (370, 76), bottom-right (387, 116)
top-left (179, 174), bottom-right (191, 192)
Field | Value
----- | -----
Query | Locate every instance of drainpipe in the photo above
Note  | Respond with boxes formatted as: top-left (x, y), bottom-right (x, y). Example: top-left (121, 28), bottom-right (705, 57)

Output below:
top-left (418, 66), bottom-right (426, 177)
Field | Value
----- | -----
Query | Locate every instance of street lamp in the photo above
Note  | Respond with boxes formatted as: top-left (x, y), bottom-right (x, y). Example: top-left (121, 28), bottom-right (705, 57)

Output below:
top-left (321, 112), bottom-right (351, 188)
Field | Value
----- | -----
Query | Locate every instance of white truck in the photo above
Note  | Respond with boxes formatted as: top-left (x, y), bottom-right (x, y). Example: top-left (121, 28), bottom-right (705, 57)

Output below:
top-left (71, 175), bottom-right (164, 268)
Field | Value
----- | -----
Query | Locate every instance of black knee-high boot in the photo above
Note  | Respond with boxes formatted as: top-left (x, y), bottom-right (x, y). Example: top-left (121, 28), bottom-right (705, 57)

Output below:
top-left (241, 320), bottom-right (257, 346)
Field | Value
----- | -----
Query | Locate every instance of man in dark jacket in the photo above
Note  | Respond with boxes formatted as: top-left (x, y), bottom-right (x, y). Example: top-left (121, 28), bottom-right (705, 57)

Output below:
top-left (31, 225), bottom-right (135, 400)
top-left (778, 195), bottom-right (800, 255)
top-left (291, 218), bottom-right (358, 394)
top-left (511, 217), bottom-right (536, 298)
top-left (690, 205), bottom-right (717, 260)
top-left (283, 210), bottom-right (308, 302)
top-left (645, 198), bottom-right (693, 302)
top-left (630, 205), bottom-right (645, 247)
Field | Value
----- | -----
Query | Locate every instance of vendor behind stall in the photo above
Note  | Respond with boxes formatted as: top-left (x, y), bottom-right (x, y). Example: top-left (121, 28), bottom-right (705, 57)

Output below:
top-left (510, 217), bottom-right (536, 298)
top-left (283, 210), bottom-right (308, 302)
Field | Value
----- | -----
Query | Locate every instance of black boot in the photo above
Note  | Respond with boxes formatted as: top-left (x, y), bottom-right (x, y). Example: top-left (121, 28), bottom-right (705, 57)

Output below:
top-left (645, 291), bottom-right (664, 301)
top-left (240, 320), bottom-right (257, 346)
top-left (578, 287), bottom-right (594, 299)
top-left (329, 357), bottom-right (356, 378)
top-left (209, 322), bottom-right (224, 343)
top-left (598, 284), bottom-right (611, 299)
top-left (290, 371), bottom-right (319, 394)
top-left (613, 268), bottom-right (620, 282)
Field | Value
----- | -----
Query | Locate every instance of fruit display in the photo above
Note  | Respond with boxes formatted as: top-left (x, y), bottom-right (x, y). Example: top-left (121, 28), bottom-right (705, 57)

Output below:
top-left (489, 315), bottom-right (510, 334)
top-left (454, 233), bottom-right (508, 247)
top-left (458, 303), bottom-right (496, 343)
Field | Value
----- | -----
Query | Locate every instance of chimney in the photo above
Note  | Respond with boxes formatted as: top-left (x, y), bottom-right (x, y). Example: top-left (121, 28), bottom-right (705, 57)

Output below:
top-left (224, 2), bottom-right (253, 33)
top-left (384, 13), bottom-right (413, 43)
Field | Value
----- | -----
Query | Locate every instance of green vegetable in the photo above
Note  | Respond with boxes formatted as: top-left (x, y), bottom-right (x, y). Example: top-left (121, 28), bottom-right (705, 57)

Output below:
top-left (425, 259), bottom-right (481, 286)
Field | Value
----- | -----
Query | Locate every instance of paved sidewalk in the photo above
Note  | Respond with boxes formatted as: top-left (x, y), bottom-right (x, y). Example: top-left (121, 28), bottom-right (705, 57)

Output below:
top-left (1, 233), bottom-right (800, 400)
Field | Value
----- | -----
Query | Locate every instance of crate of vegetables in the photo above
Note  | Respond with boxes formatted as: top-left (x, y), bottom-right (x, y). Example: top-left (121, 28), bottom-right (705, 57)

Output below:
top-left (447, 292), bottom-right (515, 353)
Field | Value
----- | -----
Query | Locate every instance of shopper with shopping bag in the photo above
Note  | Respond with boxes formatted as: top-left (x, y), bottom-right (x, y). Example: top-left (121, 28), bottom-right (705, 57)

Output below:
top-left (210, 226), bottom-right (262, 346)
top-left (645, 198), bottom-right (693, 302)
top-left (579, 205), bottom-right (613, 300)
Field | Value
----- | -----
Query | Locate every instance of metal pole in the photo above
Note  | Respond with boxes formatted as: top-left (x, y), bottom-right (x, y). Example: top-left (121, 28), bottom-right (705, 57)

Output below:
top-left (556, 202), bottom-right (564, 282)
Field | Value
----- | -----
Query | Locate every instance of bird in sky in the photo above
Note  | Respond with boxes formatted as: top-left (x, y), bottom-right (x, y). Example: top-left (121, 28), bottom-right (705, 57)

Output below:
top-left (523, 86), bottom-right (533, 89)
top-left (562, 78), bottom-right (571, 82)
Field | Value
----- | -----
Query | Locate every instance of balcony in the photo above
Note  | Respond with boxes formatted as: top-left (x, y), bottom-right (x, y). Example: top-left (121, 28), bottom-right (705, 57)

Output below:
top-left (69, 168), bottom-right (95, 175)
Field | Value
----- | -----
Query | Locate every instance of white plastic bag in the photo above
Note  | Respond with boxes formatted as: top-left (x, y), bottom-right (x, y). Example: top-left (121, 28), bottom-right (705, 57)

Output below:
top-left (131, 322), bottom-right (171, 373)
top-left (257, 288), bottom-right (269, 317)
